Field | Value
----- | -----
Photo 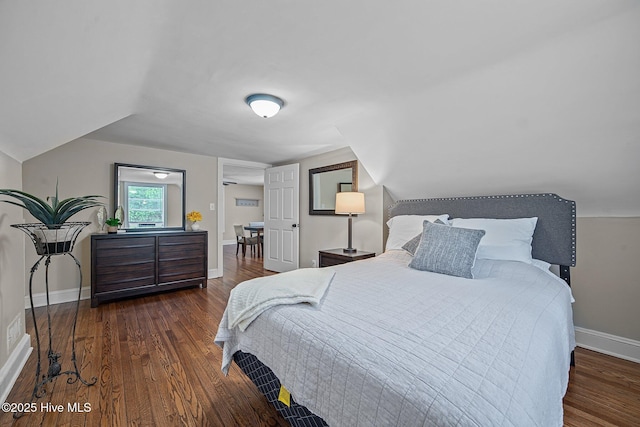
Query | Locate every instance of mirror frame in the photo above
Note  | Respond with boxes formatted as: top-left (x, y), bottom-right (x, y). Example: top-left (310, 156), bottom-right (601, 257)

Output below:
top-left (113, 163), bottom-right (187, 232)
top-left (309, 160), bottom-right (358, 215)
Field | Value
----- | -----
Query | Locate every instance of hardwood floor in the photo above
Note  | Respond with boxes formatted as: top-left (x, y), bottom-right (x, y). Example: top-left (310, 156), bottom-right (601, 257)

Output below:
top-left (564, 349), bottom-right (640, 426)
top-left (1, 245), bottom-right (281, 427)
top-left (2, 245), bottom-right (639, 426)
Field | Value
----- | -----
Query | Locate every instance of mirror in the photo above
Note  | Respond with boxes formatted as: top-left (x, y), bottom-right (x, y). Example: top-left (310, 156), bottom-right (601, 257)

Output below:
top-left (113, 163), bottom-right (186, 231)
top-left (309, 160), bottom-right (358, 215)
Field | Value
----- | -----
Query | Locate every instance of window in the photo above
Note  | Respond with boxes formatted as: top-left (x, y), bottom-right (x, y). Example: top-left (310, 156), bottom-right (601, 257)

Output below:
top-left (236, 198), bottom-right (260, 207)
top-left (124, 183), bottom-right (167, 229)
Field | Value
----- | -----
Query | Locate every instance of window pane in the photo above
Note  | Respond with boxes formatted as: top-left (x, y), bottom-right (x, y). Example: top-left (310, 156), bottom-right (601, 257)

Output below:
top-left (127, 184), bottom-right (165, 228)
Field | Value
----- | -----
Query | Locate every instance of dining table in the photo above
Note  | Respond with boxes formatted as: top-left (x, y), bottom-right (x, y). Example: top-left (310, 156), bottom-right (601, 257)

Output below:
top-left (244, 225), bottom-right (264, 257)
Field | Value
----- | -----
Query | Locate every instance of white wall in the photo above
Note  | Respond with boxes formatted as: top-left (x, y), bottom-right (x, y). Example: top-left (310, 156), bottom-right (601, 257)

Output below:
top-left (573, 218), bottom-right (640, 342)
top-left (296, 147), bottom-right (384, 268)
top-left (21, 137), bottom-right (219, 294)
top-left (0, 149), bottom-right (28, 399)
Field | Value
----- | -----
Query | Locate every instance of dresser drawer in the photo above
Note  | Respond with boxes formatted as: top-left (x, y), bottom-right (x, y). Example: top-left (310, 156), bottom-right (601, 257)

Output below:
top-left (91, 231), bottom-right (208, 306)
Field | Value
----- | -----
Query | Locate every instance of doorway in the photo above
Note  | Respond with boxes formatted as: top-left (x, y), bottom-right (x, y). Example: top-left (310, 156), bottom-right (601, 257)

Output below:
top-left (217, 158), bottom-right (270, 277)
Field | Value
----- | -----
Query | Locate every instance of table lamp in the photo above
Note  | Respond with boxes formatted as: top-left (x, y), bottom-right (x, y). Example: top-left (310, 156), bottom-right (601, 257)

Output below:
top-left (335, 192), bottom-right (365, 253)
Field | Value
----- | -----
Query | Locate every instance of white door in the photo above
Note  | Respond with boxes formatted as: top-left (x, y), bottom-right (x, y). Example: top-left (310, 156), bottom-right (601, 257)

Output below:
top-left (264, 164), bottom-right (299, 272)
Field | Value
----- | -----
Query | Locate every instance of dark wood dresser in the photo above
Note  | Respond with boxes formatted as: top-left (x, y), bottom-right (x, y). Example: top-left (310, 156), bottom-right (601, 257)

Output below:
top-left (318, 248), bottom-right (375, 267)
top-left (91, 231), bottom-right (207, 307)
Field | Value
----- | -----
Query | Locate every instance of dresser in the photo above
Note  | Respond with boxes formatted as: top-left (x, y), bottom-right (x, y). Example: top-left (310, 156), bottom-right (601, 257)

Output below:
top-left (91, 231), bottom-right (207, 307)
top-left (318, 248), bottom-right (375, 267)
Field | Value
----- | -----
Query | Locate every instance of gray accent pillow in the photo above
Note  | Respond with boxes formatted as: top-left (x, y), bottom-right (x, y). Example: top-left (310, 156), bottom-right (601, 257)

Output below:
top-left (408, 221), bottom-right (485, 278)
top-left (402, 234), bottom-right (422, 256)
top-left (402, 219), bottom-right (448, 256)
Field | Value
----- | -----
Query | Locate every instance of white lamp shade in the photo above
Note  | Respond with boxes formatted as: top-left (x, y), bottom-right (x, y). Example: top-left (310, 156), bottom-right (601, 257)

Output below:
top-left (246, 94), bottom-right (284, 118)
top-left (249, 99), bottom-right (280, 118)
top-left (335, 192), bottom-right (365, 214)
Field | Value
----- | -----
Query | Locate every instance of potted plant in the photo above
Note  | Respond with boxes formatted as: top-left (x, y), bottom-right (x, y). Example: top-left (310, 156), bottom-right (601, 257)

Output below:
top-left (105, 218), bottom-right (121, 234)
top-left (186, 210), bottom-right (203, 231)
top-left (0, 182), bottom-right (103, 255)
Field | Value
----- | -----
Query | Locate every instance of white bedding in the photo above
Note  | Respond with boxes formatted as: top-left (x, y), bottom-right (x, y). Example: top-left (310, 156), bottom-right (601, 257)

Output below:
top-left (215, 251), bottom-right (575, 427)
top-left (226, 268), bottom-right (335, 332)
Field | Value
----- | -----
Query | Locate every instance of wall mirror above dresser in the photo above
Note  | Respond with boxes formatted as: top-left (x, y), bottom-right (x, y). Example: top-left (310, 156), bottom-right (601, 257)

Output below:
top-left (309, 160), bottom-right (358, 215)
top-left (113, 163), bottom-right (186, 231)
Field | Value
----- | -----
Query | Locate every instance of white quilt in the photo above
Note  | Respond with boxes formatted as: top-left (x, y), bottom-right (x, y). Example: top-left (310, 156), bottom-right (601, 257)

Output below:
top-left (215, 251), bottom-right (575, 427)
top-left (226, 268), bottom-right (335, 332)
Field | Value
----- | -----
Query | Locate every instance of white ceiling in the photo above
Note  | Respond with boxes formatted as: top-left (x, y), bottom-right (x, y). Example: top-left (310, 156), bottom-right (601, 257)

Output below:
top-left (1, 1), bottom-right (638, 215)
top-left (223, 165), bottom-right (265, 186)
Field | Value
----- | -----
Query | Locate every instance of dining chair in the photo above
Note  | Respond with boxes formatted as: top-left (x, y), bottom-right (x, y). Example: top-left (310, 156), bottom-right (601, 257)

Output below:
top-left (247, 222), bottom-right (265, 254)
top-left (234, 225), bottom-right (258, 257)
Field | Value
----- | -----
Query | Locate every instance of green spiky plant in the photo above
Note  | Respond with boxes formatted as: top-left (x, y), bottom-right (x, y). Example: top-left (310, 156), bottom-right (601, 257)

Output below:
top-left (0, 181), bottom-right (103, 228)
top-left (105, 218), bottom-right (121, 227)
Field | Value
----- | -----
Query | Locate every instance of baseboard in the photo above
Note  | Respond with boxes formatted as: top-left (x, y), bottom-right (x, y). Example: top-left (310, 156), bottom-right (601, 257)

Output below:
top-left (223, 240), bottom-right (237, 246)
top-left (24, 287), bottom-right (91, 309)
top-left (575, 326), bottom-right (640, 364)
top-left (208, 268), bottom-right (222, 279)
top-left (0, 334), bottom-right (32, 404)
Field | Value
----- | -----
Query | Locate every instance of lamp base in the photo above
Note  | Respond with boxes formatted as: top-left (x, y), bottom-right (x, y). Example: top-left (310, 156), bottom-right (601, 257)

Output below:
top-left (343, 248), bottom-right (357, 253)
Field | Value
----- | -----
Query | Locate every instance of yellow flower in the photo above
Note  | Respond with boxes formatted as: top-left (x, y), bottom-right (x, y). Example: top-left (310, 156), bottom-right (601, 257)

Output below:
top-left (186, 211), bottom-right (202, 222)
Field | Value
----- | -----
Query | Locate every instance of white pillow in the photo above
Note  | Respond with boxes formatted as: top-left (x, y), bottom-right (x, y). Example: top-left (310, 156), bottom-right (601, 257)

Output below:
top-left (450, 217), bottom-right (538, 263)
top-left (385, 214), bottom-right (449, 251)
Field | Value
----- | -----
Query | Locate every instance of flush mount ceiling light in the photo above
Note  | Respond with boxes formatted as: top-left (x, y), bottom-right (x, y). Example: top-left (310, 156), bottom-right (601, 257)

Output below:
top-left (245, 93), bottom-right (284, 118)
top-left (154, 172), bottom-right (169, 179)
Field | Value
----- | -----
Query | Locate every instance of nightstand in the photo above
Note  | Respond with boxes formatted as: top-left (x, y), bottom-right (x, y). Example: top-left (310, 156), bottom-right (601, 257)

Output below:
top-left (318, 248), bottom-right (375, 267)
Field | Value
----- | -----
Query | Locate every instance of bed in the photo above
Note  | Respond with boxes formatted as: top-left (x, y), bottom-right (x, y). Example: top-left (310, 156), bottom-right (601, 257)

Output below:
top-left (215, 193), bottom-right (576, 427)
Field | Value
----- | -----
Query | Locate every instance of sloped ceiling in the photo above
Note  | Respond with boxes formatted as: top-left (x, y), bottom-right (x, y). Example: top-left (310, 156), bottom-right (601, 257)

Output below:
top-left (1, 1), bottom-right (638, 215)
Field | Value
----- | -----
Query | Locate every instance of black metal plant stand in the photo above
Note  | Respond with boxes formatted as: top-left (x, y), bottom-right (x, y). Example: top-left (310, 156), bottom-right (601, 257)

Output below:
top-left (11, 222), bottom-right (97, 418)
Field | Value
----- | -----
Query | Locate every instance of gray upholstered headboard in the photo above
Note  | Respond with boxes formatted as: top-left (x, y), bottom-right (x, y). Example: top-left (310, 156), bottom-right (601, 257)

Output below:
top-left (388, 193), bottom-right (576, 267)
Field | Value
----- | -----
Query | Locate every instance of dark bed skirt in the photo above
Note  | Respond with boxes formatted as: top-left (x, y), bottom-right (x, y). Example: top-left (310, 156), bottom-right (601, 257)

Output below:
top-left (233, 351), bottom-right (328, 427)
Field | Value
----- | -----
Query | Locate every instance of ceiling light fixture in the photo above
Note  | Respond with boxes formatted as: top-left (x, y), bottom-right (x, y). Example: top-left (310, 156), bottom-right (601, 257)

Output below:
top-left (245, 93), bottom-right (284, 118)
top-left (154, 172), bottom-right (169, 179)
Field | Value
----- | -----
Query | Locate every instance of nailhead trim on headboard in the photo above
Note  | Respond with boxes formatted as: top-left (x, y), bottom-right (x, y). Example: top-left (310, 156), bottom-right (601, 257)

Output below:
top-left (388, 193), bottom-right (576, 266)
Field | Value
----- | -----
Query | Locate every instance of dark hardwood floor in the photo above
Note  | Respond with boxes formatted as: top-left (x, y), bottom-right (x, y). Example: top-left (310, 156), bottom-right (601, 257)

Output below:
top-left (1, 245), bottom-right (281, 427)
top-left (2, 245), bottom-right (639, 426)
